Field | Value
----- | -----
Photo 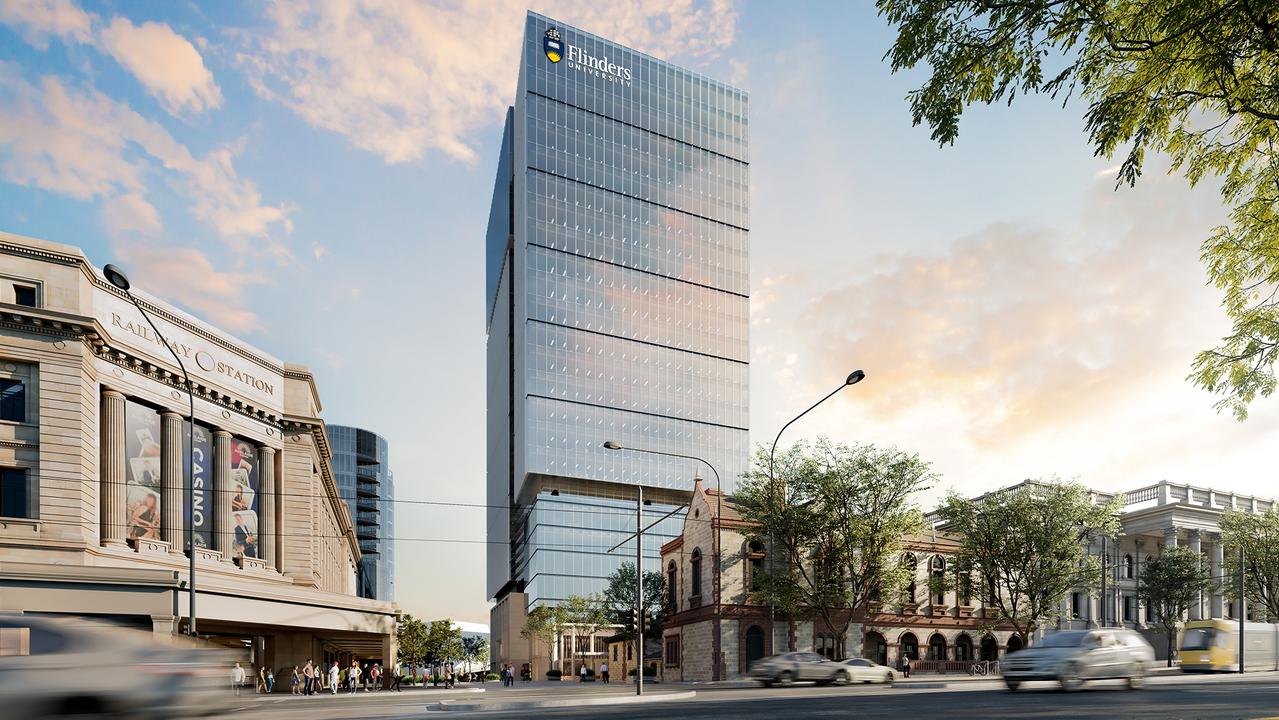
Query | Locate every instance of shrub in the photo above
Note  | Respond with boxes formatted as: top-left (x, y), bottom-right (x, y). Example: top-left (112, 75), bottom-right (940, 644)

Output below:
top-left (485, 672), bottom-right (500, 681)
top-left (546, 670), bottom-right (563, 680)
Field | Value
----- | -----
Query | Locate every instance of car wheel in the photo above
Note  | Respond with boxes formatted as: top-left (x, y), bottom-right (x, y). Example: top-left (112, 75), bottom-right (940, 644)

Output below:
top-left (883, 672), bottom-right (894, 685)
top-left (1005, 679), bottom-right (1020, 691)
top-left (777, 671), bottom-right (795, 688)
top-left (832, 670), bottom-right (850, 686)
top-left (1059, 664), bottom-right (1083, 692)
top-left (1127, 663), bottom-right (1145, 690)
top-left (759, 680), bottom-right (773, 688)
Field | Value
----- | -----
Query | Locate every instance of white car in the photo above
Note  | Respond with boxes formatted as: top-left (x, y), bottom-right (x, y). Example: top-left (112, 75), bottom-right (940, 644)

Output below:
top-left (1001, 628), bottom-right (1155, 691)
top-left (0, 615), bottom-right (234, 718)
top-left (826, 657), bottom-right (899, 685)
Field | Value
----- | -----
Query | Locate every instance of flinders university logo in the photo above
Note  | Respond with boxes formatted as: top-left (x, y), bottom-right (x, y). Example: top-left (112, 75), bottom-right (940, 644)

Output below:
top-left (544, 27), bottom-right (563, 63)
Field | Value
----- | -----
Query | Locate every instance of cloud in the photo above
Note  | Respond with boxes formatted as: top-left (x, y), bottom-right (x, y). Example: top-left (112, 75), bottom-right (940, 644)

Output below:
top-left (114, 242), bottom-right (266, 333)
top-left (101, 192), bottom-right (161, 237)
top-left (0, 67), bottom-right (291, 251)
top-left (0, 0), bottom-right (222, 117)
top-left (791, 171), bottom-right (1224, 446)
top-left (97, 16), bottom-right (222, 114)
top-left (238, 0), bottom-right (737, 164)
top-left (0, 0), bottom-right (92, 48)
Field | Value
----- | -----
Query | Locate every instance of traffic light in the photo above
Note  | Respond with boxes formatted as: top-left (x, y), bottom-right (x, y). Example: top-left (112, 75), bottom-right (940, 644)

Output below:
top-left (625, 606), bottom-right (638, 633)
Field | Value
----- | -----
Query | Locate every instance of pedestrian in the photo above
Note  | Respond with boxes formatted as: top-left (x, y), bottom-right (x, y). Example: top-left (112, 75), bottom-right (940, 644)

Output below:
top-left (231, 662), bottom-right (246, 696)
top-left (257, 665), bottom-right (266, 693)
top-left (290, 666), bottom-right (300, 695)
top-left (902, 655), bottom-right (912, 679)
top-left (579, 664), bottom-right (587, 682)
top-left (362, 663), bottom-right (370, 692)
top-left (391, 663), bottom-right (403, 692)
top-left (329, 661), bottom-right (340, 694)
top-left (349, 660), bottom-right (361, 693)
top-left (266, 668), bottom-right (274, 693)
top-left (601, 661), bottom-right (609, 684)
top-left (370, 663), bottom-right (381, 691)
top-left (303, 658), bottom-right (314, 696)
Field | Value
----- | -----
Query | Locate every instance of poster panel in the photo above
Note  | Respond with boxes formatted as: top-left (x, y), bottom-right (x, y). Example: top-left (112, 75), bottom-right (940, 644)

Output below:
top-left (230, 439), bottom-right (259, 559)
top-left (184, 422), bottom-right (214, 551)
top-left (123, 400), bottom-right (161, 542)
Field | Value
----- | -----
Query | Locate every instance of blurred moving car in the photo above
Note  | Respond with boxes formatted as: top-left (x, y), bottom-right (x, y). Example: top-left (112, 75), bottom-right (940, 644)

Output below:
top-left (748, 652), bottom-right (835, 686)
top-left (748, 653), bottom-right (899, 687)
top-left (0, 615), bottom-right (233, 718)
top-left (826, 657), bottom-right (898, 685)
top-left (1001, 628), bottom-right (1154, 691)
top-left (1180, 618), bottom-right (1279, 672)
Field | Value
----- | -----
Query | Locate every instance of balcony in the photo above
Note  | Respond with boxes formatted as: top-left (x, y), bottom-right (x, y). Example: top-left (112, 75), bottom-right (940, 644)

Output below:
top-left (356, 510), bottom-right (379, 527)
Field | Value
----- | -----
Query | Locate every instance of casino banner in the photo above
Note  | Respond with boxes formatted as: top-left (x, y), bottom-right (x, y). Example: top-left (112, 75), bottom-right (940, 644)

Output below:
top-left (230, 438), bottom-right (259, 559)
top-left (123, 400), bottom-right (161, 542)
top-left (184, 422), bottom-right (214, 551)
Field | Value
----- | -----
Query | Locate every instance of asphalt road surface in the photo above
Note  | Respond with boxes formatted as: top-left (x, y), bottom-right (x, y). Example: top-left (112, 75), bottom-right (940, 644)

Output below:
top-left (222, 675), bottom-right (1279, 720)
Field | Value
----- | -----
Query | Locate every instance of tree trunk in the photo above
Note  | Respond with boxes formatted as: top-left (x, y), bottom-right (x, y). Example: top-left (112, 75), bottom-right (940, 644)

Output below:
top-left (1167, 630), bottom-right (1174, 668)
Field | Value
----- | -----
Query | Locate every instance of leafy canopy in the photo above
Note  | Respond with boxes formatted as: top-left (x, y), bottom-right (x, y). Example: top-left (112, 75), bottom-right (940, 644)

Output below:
top-left (601, 561), bottom-right (666, 641)
top-left (878, 0), bottom-right (1279, 418)
top-left (937, 479), bottom-right (1120, 641)
top-left (1220, 508), bottom-right (1279, 618)
top-left (1137, 546), bottom-right (1214, 666)
top-left (737, 439), bottom-right (931, 656)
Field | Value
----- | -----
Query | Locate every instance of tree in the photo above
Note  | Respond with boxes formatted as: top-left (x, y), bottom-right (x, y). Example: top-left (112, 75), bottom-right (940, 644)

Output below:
top-left (937, 480), bottom-right (1120, 643)
top-left (601, 561), bottom-right (666, 642)
top-left (423, 619), bottom-right (464, 668)
top-left (521, 602), bottom-right (577, 673)
top-left (737, 439), bottom-right (932, 657)
top-left (463, 636), bottom-right (489, 672)
top-left (878, 0), bottom-right (1279, 419)
top-left (1138, 546), bottom-right (1214, 666)
top-left (1221, 508), bottom-right (1279, 619)
top-left (396, 614), bottom-right (430, 668)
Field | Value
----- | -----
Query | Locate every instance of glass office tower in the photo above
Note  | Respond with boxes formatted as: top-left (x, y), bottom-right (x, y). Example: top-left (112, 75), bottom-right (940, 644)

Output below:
top-left (328, 425), bottom-right (395, 602)
top-left (486, 12), bottom-right (749, 619)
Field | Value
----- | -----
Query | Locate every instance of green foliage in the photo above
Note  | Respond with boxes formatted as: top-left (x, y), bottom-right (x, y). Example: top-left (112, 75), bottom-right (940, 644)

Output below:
top-left (736, 439), bottom-right (932, 656)
top-left (521, 604), bottom-right (569, 649)
top-left (937, 479), bottom-right (1120, 641)
top-left (545, 669), bottom-right (563, 679)
top-left (1221, 508), bottom-right (1279, 618)
top-left (563, 593), bottom-right (610, 637)
top-left (463, 636), bottom-right (489, 667)
top-left (601, 561), bottom-right (666, 641)
top-left (878, 0), bottom-right (1279, 418)
top-left (423, 619), bottom-right (464, 665)
top-left (1138, 546), bottom-right (1215, 666)
top-left (396, 614), bottom-right (430, 667)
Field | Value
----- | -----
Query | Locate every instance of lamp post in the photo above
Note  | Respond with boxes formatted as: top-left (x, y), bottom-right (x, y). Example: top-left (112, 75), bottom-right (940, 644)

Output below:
top-left (603, 441), bottom-right (723, 681)
top-left (102, 264), bottom-right (198, 637)
top-left (766, 370), bottom-right (865, 651)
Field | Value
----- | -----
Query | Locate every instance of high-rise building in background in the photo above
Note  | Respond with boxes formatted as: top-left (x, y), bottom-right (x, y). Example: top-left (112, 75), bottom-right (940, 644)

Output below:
top-left (328, 425), bottom-right (395, 602)
top-left (486, 12), bottom-right (749, 672)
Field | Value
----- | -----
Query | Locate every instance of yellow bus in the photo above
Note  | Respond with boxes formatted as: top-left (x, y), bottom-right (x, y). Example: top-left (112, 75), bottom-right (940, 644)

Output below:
top-left (1179, 619), bottom-right (1279, 672)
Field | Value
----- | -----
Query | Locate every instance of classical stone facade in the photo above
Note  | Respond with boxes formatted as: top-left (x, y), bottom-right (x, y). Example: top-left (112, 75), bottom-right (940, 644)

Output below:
top-left (0, 231), bottom-right (397, 683)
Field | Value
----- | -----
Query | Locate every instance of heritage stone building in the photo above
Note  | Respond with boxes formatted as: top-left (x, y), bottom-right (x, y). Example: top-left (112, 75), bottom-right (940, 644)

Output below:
top-left (0, 232), bottom-right (397, 679)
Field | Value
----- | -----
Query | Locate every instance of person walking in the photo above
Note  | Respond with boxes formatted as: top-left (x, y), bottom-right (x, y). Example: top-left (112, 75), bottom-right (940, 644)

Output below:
top-left (231, 662), bottom-right (246, 696)
top-left (327, 661), bottom-right (339, 694)
top-left (902, 655), bottom-right (912, 679)
top-left (501, 664), bottom-right (510, 687)
top-left (370, 663), bottom-right (381, 691)
top-left (290, 666), bottom-right (300, 695)
top-left (579, 664), bottom-right (587, 683)
top-left (390, 663), bottom-right (403, 692)
top-left (303, 659), bottom-right (315, 696)
top-left (256, 666), bottom-right (266, 693)
top-left (600, 661), bottom-right (609, 684)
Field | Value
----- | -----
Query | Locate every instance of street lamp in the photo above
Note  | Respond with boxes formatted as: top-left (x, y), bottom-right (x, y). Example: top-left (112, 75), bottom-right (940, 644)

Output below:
top-left (103, 264), bottom-right (198, 637)
top-left (602, 441), bottom-right (724, 681)
top-left (766, 370), bottom-right (865, 650)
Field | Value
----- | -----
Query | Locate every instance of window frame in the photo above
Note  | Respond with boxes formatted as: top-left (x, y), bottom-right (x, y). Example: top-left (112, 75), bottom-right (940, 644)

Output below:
top-left (0, 467), bottom-right (35, 520)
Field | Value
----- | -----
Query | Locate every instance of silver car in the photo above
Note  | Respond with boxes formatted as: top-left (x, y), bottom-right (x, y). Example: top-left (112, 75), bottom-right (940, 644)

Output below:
top-left (748, 652), bottom-right (836, 687)
top-left (827, 657), bottom-right (899, 685)
top-left (1001, 628), bottom-right (1155, 691)
top-left (0, 615), bottom-right (233, 718)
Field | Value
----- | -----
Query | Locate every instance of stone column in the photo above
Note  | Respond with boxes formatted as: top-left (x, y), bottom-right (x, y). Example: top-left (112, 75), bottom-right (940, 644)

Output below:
top-left (161, 411), bottom-right (185, 556)
top-left (1133, 540), bottom-right (1146, 625)
top-left (259, 445), bottom-right (277, 570)
top-left (99, 390), bottom-right (128, 547)
top-left (1164, 527), bottom-right (1179, 550)
top-left (1188, 530), bottom-right (1202, 620)
top-left (1211, 535), bottom-right (1225, 619)
top-left (213, 429), bottom-right (233, 561)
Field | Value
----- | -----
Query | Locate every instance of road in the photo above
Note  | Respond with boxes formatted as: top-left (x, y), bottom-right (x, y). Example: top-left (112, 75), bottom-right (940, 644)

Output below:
top-left (221, 674), bottom-right (1279, 720)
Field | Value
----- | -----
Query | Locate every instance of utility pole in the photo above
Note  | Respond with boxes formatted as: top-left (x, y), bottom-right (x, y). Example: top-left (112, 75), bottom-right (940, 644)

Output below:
top-left (1239, 545), bottom-right (1246, 674)
top-left (1100, 536), bottom-right (1107, 627)
top-left (635, 484), bottom-right (644, 696)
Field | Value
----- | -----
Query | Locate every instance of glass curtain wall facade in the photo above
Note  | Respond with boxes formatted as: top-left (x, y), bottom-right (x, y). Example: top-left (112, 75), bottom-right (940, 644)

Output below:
top-left (328, 425), bottom-right (395, 601)
top-left (486, 12), bottom-right (749, 611)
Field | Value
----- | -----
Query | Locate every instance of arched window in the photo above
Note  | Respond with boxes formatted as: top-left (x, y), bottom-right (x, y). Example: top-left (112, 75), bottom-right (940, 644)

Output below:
top-left (1123, 554), bottom-right (1134, 579)
top-left (690, 548), bottom-right (702, 599)
top-left (667, 560), bottom-right (678, 610)
top-left (930, 555), bottom-right (947, 605)
top-left (980, 636), bottom-right (998, 661)
top-left (1006, 636), bottom-right (1024, 654)
top-left (746, 541), bottom-right (765, 592)
top-left (955, 634), bottom-right (973, 661)
top-left (864, 632), bottom-right (888, 665)
top-left (928, 634), bottom-right (947, 661)
top-left (900, 632), bottom-right (919, 661)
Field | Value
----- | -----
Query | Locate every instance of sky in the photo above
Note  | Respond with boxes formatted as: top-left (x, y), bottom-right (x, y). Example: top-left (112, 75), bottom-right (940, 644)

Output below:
top-left (1, 0), bottom-right (1275, 626)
